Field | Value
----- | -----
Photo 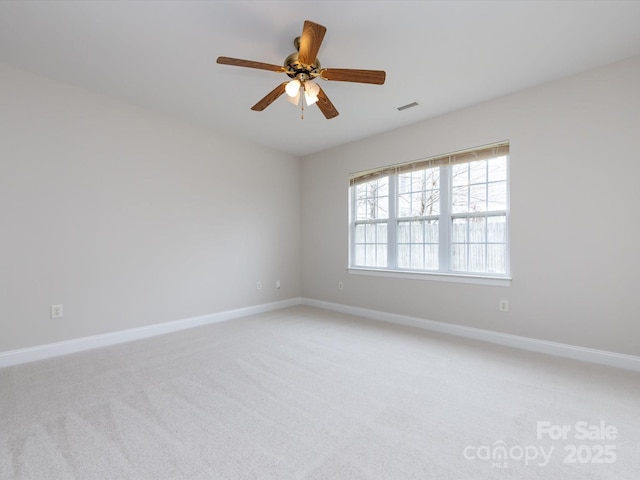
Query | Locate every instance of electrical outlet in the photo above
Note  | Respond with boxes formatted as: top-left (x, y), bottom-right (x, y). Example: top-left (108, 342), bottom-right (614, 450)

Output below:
top-left (499, 300), bottom-right (509, 312)
top-left (276, 280), bottom-right (281, 289)
top-left (51, 304), bottom-right (64, 319)
top-left (338, 281), bottom-right (344, 291)
top-left (257, 281), bottom-right (262, 290)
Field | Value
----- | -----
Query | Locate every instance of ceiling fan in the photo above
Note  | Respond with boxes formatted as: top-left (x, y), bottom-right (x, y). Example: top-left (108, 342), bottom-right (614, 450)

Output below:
top-left (217, 20), bottom-right (386, 119)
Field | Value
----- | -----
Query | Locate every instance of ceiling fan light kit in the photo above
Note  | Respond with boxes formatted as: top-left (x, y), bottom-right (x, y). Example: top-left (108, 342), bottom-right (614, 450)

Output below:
top-left (285, 79), bottom-right (302, 97)
top-left (217, 20), bottom-right (386, 120)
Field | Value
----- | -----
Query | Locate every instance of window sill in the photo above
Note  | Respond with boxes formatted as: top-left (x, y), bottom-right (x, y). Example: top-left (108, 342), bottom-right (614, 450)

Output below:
top-left (347, 267), bottom-right (511, 287)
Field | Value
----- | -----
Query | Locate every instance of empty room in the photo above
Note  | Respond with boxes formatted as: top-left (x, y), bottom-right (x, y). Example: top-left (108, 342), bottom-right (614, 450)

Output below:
top-left (1, 1), bottom-right (639, 479)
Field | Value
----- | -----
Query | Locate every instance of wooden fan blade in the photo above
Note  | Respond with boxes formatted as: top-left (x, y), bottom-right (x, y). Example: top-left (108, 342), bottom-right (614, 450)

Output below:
top-left (316, 86), bottom-right (339, 119)
top-left (298, 20), bottom-right (327, 66)
top-left (251, 83), bottom-right (287, 111)
top-left (321, 68), bottom-right (386, 85)
top-left (217, 56), bottom-right (284, 73)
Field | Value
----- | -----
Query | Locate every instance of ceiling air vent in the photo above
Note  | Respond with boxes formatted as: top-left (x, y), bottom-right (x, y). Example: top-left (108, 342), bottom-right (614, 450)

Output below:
top-left (396, 101), bottom-right (421, 112)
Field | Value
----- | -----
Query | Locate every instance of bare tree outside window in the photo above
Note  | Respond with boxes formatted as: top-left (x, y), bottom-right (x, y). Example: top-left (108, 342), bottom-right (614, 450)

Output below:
top-left (397, 167), bottom-right (440, 269)
top-left (355, 178), bottom-right (389, 221)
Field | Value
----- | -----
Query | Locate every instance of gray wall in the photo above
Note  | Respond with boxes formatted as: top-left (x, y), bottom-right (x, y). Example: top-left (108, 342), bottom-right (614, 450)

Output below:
top-left (0, 63), bottom-right (301, 352)
top-left (301, 55), bottom-right (640, 357)
top-left (3, 55), bottom-right (639, 359)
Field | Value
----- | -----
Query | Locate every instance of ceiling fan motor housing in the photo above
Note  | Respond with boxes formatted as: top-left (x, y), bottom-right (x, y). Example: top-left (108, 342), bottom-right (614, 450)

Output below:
top-left (284, 37), bottom-right (322, 81)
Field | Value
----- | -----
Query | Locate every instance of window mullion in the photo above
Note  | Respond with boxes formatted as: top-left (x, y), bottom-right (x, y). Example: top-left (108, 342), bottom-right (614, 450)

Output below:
top-left (349, 185), bottom-right (356, 266)
top-left (387, 172), bottom-right (398, 269)
top-left (439, 165), bottom-right (450, 272)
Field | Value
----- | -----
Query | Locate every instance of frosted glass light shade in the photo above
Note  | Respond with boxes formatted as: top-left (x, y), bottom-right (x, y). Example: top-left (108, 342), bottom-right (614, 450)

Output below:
top-left (287, 90), bottom-right (301, 105)
top-left (285, 79), bottom-right (301, 97)
top-left (304, 91), bottom-right (319, 106)
top-left (305, 80), bottom-right (320, 97)
top-left (303, 80), bottom-right (320, 106)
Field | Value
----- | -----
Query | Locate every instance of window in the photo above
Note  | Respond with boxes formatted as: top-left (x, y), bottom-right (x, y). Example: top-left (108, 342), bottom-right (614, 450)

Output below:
top-left (349, 142), bottom-right (509, 279)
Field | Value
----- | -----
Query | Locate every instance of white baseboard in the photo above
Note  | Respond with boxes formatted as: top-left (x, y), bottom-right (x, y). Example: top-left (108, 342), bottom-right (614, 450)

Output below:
top-left (0, 297), bottom-right (302, 369)
top-left (4, 297), bottom-right (639, 373)
top-left (301, 298), bottom-right (640, 372)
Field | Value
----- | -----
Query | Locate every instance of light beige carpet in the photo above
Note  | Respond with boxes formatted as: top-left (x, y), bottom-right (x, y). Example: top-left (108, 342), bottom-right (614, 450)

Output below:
top-left (1, 305), bottom-right (639, 479)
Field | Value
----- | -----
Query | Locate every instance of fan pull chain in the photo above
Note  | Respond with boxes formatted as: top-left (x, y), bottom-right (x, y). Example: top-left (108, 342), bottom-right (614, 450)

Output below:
top-left (301, 100), bottom-right (304, 120)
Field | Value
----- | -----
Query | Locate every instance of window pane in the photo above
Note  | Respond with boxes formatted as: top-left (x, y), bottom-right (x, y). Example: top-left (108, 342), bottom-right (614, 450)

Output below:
top-left (398, 245), bottom-right (410, 268)
top-left (398, 221), bottom-right (410, 243)
top-left (365, 223), bottom-right (375, 241)
top-left (411, 192), bottom-right (425, 216)
top-left (363, 200), bottom-right (376, 220)
top-left (469, 244), bottom-right (486, 272)
top-left (377, 196), bottom-right (389, 219)
top-left (422, 168), bottom-right (440, 215)
top-left (397, 219), bottom-right (438, 270)
top-left (469, 217), bottom-right (486, 243)
top-left (354, 245), bottom-right (365, 265)
top-left (355, 200), bottom-right (367, 220)
top-left (414, 191), bottom-right (438, 216)
top-left (488, 181), bottom-right (507, 211)
top-left (487, 244), bottom-right (506, 273)
top-left (398, 168), bottom-right (440, 218)
top-left (377, 223), bottom-right (387, 241)
top-left (413, 245), bottom-right (425, 269)
top-left (451, 218), bottom-right (467, 243)
top-left (376, 245), bottom-right (387, 267)
top-left (410, 221), bottom-right (423, 243)
top-left (409, 172), bottom-right (421, 190)
top-left (366, 244), bottom-right (376, 265)
top-left (425, 220), bottom-right (439, 243)
top-left (425, 193), bottom-right (439, 215)
top-left (426, 168), bottom-right (440, 189)
top-left (452, 164), bottom-right (468, 186)
top-left (398, 193), bottom-right (411, 217)
top-left (488, 156), bottom-right (507, 182)
top-left (355, 224), bottom-right (366, 243)
top-left (487, 216), bottom-right (506, 242)
top-left (451, 244), bottom-right (467, 271)
top-left (355, 177), bottom-right (389, 220)
top-left (425, 245), bottom-right (439, 269)
top-left (398, 174), bottom-right (411, 194)
top-left (469, 184), bottom-right (487, 212)
top-left (469, 160), bottom-right (487, 184)
top-left (451, 186), bottom-right (468, 214)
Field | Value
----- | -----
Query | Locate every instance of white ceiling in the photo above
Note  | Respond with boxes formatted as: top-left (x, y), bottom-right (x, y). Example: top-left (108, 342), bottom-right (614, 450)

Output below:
top-left (1, 1), bottom-right (640, 157)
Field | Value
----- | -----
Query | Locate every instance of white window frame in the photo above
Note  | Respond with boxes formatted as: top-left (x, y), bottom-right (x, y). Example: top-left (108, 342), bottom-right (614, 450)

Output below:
top-left (348, 143), bottom-right (511, 287)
